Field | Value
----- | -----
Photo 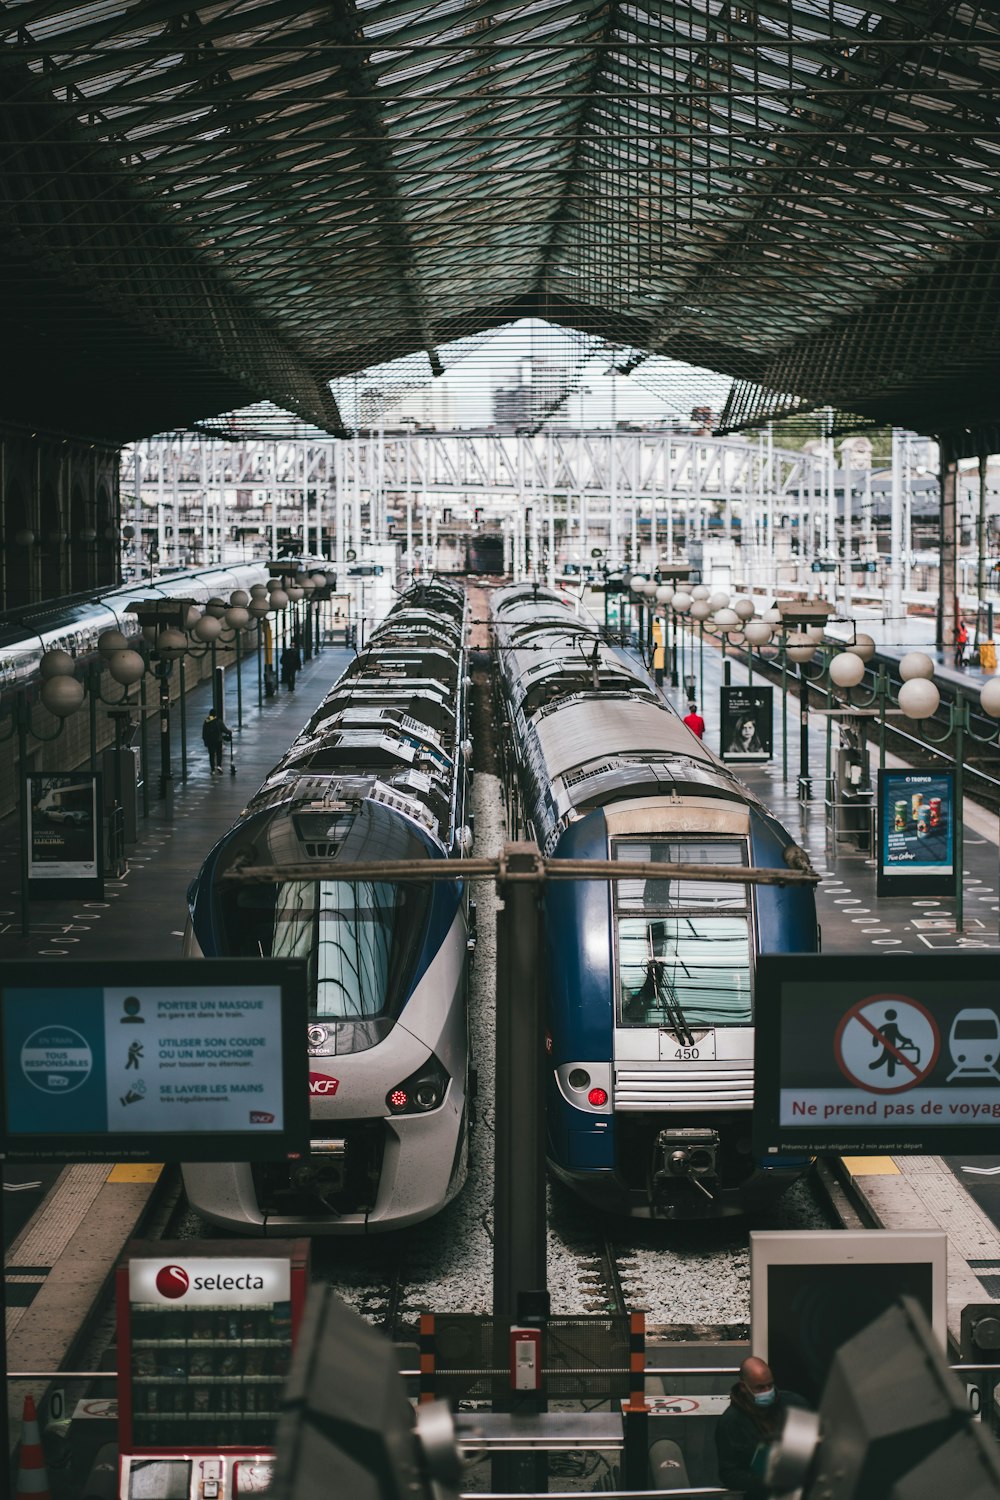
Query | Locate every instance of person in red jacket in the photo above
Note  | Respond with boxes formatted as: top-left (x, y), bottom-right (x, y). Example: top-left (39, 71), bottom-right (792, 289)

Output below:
top-left (683, 701), bottom-right (705, 739)
top-left (955, 620), bottom-right (968, 668)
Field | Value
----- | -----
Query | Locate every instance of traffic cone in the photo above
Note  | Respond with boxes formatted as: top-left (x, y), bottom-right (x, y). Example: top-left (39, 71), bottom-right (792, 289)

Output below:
top-left (15, 1395), bottom-right (51, 1500)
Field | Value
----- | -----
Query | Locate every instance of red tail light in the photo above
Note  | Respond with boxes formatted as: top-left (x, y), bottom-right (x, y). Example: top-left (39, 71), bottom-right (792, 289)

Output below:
top-left (588, 1087), bottom-right (608, 1107)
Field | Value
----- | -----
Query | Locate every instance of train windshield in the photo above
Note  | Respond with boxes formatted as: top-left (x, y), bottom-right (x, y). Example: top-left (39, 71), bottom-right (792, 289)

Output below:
top-left (613, 838), bottom-right (751, 1027)
top-left (224, 879), bottom-right (431, 1020)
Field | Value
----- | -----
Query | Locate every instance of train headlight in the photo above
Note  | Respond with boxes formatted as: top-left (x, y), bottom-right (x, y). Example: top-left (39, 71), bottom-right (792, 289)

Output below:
top-left (568, 1068), bottom-right (590, 1089)
top-left (386, 1054), bottom-right (450, 1115)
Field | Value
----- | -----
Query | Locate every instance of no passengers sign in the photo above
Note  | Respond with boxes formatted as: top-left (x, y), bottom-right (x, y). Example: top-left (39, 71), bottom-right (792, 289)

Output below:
top-left (753, 954), bottom-right (1000, 1156)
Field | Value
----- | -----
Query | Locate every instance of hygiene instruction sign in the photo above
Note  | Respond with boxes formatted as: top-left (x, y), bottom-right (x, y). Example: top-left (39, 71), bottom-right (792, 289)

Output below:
top-left (0, 959), bottom-right (308, 1163)
top-left (753, 953), bottom-right (1000, 1155)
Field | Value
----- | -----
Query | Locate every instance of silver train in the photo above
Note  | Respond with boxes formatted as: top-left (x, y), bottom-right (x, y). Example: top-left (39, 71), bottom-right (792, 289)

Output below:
top-left (182, 581), bottom-right (474, 1234)
top-left (0, 565), bottom-right (272, 692)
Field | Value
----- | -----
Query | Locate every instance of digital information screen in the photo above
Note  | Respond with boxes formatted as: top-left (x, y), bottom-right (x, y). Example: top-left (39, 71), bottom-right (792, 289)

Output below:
top-left (754, 953), bottom-right (1000, 1156)
top-left (0, 960), bottom-right (309, 1163)
top-left (877, 768), bottom-right (955, 897)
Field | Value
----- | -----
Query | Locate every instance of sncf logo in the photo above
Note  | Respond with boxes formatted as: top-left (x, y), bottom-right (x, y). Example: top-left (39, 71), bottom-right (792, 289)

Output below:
top-left (309, 1073), bottom-right (339, 1096)
top-left (249, 1111), bottom-right (275, 1124)
top-left (155, 1264), bottom-right (190, 1299)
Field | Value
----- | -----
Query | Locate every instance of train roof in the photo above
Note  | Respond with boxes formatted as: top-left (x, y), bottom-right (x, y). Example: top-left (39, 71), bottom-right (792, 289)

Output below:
top-left (242, 581), bottom-right (468, 852)
top-left (491, 583), bottom-right (772, 846)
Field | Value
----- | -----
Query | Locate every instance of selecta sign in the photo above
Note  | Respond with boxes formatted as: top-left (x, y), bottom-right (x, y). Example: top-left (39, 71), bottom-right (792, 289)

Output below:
top-left (130, 1256), bottom-right (291, 1306)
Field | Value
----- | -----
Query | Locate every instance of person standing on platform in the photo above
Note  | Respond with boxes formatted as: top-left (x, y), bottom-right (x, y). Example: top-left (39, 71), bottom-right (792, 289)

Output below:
top-left (683, 702), bottom-right (705, 739)
top-left (715, 1356), bottom-right (807, 1500)
top-left (201, 709), bottom-right (232, 776)
top-left (281, 642), bottom-right (302, 691)
top-left (955, 619), bottom-right (969, 668)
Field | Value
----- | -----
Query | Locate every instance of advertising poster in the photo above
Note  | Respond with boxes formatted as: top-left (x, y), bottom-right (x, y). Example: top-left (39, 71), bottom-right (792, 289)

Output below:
top-left (0, 959), bottom-right (308, 1162)
top-left (720, 685), bottom-right (773, 762)
top-left (877, 768), bottom-right (955, 896)
top-left (753, 953), bottom-right (1000, 1156)
top-left (27, 771), bottom-right (102, 896)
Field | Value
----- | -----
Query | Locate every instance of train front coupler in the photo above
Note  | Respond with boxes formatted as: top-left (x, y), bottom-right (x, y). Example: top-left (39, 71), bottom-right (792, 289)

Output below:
top-left (652, 1127), bottom-right (720, 1202)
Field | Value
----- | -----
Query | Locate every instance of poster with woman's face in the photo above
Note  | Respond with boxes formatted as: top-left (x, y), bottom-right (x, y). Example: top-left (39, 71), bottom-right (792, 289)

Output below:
top-left (720, 686), bottom-right (773, 762)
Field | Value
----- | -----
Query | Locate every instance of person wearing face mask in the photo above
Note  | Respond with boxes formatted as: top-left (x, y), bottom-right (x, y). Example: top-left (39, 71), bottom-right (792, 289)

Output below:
top-left (714, 1356), bottom-right (807, 1497)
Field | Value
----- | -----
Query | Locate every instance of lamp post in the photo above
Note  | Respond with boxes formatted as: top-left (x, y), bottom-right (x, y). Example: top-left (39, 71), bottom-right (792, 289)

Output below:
top-left (670, 589), bottom-right (693, 699)
top-left (654, 584), bottom-right (674, 689)
top-left (91, 632), bottom-right (147, 875)
top-left (783, 632), bottom-right (819, 799)
top-left (742, 617), bottom-right (774, 686)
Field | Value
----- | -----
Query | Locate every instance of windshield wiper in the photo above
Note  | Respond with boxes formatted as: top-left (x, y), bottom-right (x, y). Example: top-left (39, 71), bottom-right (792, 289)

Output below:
top-left (625, 959), bottom-right (697, 1048)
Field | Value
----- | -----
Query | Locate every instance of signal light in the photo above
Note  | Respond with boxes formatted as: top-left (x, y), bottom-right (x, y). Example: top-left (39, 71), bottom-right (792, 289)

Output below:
top-left (588, 1087), bottom-right (609, 1107)
top-left (386, 1053), bottom-right (450, 1116)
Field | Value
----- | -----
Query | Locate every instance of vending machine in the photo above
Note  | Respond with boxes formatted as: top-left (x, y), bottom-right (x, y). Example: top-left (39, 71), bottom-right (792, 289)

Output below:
top-left (116, 1239), bottom-right (309, 1499)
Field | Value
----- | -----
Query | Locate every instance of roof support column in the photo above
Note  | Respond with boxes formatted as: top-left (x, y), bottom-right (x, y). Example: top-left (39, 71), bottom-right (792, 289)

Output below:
top-left (938, 444), bottom-right (958, 651)
top-left (889, 430), bottom-right (904, 641)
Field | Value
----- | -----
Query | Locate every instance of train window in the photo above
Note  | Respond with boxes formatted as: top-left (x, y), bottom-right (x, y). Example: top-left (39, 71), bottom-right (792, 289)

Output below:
top-left (616, 916), bottom-right (752, 1027)
top-left (613, 838), bottom-right (747, 910)
top-left (613, 839), bottom-right (751, 1027)
top-left (264, 879), bottom-right (431, 1021)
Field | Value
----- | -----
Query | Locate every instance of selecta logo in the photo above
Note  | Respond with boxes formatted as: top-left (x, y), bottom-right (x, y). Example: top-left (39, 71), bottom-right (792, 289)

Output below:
top-left (155, 1264), bottom-right (190, 1299)
top-left (152, 1262), bottom-right (267, 1297)
top-left (309, 1072), bottom-right (339, 1096)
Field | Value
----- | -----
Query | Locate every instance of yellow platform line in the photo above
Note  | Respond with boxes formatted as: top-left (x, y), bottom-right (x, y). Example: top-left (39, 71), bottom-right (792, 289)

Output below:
top-left (106, 1164), bottom-right (164, 1183)
top-left (841, 1156), bottom-right (900, 1176)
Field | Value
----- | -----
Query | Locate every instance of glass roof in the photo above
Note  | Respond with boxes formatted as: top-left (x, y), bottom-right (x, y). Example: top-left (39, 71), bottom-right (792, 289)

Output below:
top-left (4, 0), bottom-right (1000, 436)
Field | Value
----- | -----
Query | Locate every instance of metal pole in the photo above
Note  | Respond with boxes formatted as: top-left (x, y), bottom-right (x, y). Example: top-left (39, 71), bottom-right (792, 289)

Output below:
top-left (493, 844), bottom-right (547, 1323)
top-left (88, 661), bottom-right (99, 771)
top-left (139, 672), bottom-right (149, 817)
top-left (890, 429), bottom-right (904, 641)
top-left (493, 843), bottom-right (548, 1493)
top-left (236, 631), bottom-right (244, 729)
top-left (955, 705), bottom-right (965, 934)
top-left (799, 661), bottom-right (811, 799)
top-left (781, 644), bottom-right (788, 783)
top-left (977, 454), bottom-right (988, 648)
top-left (157, 663), bottom-right (173, 819)
top-left (179, 660), bottom-right (188, 782)
top-left (257, 620), bottom-right (264, 709)
top-left (18, 698), bottom-right (30, 938)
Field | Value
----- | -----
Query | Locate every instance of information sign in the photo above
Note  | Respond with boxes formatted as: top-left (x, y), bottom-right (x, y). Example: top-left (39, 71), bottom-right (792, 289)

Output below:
top-left (720, 685), bottom-right (773, 762)
top-left (754, 953), bottom-right (1000, 1155)
top-left (0, 959), bottom-right (308, 1162)
top-left (877, 768), bottom-right (955, 896)
top-left (26, 771), bottom-right (103, 897)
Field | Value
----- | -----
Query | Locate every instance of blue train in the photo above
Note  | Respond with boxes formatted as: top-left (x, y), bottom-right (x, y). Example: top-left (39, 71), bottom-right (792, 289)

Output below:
top-left (182, 581), bottom-right (474, 1234)
top-left (492, 584), bottom-right (818, 1219)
